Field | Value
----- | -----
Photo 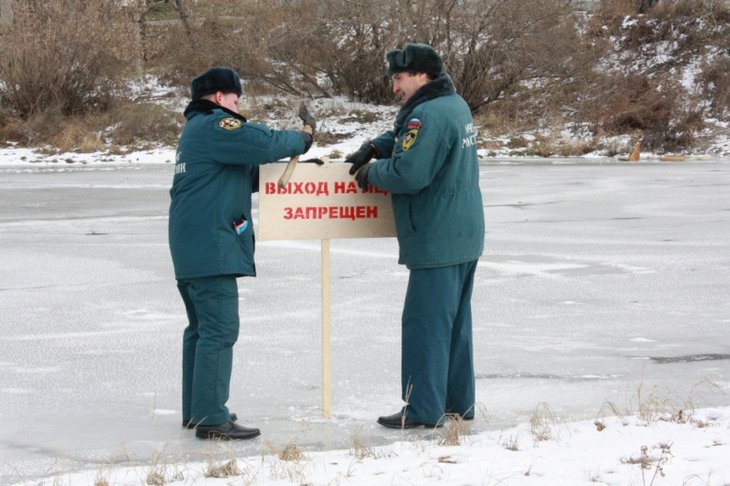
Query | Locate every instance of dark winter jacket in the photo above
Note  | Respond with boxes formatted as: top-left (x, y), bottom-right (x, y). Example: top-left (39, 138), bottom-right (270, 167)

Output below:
top-left (168, 100), bottom-right (306, 280)
top-left (367, 74), bottom-right (485, 269)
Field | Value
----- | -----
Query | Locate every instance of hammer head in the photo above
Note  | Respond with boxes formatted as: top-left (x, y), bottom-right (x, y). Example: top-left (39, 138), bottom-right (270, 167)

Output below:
top-left (298, 102), bottom-right (316, 131)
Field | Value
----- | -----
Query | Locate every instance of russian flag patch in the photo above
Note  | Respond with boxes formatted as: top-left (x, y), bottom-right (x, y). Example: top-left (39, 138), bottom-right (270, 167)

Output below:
top-left (407, 118), bottom-right (422, 129)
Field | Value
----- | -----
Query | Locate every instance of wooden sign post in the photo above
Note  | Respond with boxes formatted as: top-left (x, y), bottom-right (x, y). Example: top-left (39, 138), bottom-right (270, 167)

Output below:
top-left (258, 161), bottom-right (396, 418)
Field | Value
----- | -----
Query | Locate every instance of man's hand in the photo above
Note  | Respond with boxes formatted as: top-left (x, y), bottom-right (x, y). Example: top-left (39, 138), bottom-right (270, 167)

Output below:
top-left (298, 103), bottom-right (316, 134)
top-left (354, 164), bottom-right (370, 190)
top-left (299, 131), bottom-right (313, 153)
top-left (346, 142), bottom-right (375, 175)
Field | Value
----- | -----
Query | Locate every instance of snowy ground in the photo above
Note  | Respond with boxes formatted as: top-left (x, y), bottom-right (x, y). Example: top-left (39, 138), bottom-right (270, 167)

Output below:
top-left (1, 150), bottom-right (729, 485)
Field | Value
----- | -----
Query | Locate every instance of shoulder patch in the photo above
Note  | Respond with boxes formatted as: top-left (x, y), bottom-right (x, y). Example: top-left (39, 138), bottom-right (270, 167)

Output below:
top-left (402, 128), bottom-right (419, 151)
top-left (406, 117), bottom-right (422, 129)
top-left (218, 117), bottom-right (242, 131)
top-left (403, 117), bottom-right (422, 150)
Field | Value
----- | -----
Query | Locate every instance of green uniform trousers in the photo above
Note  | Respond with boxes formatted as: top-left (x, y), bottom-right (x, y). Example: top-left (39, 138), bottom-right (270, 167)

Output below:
top-left (177, 276), bottom-right (239, 426)
top-left (401, 260), bottom-right (478, 424)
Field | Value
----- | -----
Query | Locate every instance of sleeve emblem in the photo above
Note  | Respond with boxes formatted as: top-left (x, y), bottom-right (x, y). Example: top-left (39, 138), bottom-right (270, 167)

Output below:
top-left (402, 117), bottom-right (422, 151)
top-left (402, 128), bottom-right (419, 151)
top-left (218, 117), bottom-right (243, 130)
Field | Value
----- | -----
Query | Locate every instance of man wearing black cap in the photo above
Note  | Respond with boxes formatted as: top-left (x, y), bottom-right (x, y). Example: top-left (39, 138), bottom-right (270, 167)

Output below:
top-left (346, 44), bottom-right (484, 429)
top-left (169, 66), bottom-right (315, 440)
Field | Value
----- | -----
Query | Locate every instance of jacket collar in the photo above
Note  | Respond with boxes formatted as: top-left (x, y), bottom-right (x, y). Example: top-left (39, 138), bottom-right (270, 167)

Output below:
top-left (183, 99), bottom-right (248, 122)
top-left (394, 73), bottom-right (456, 132)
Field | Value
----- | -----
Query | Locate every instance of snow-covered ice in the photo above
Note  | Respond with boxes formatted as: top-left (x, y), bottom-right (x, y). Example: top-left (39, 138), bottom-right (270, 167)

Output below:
top-left (1, 155), bottom-right (729, 485)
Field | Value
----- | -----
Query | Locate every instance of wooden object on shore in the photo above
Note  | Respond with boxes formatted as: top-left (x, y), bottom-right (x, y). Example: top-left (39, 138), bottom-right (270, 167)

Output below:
top-left (628, 142), bottom-right (641, 162)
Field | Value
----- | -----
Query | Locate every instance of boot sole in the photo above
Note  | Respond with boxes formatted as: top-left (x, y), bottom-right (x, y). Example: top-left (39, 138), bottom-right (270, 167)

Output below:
top-left (377, 418), bottom-right (442, 429)
top-left (195, 429), bottom-right (261, 440)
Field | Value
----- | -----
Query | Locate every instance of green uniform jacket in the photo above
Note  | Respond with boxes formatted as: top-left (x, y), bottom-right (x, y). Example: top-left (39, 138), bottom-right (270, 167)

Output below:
top-left (368, 91), bottom-right (484, 269)
top-left (169, 101), bottom-right (305, 280)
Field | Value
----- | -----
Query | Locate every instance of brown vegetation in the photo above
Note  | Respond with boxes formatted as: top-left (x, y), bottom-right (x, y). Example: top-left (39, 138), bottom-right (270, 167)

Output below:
top-left (0, 0), bottom-right (728, 153)
top-left (0, 1), bottom-right (136, 118)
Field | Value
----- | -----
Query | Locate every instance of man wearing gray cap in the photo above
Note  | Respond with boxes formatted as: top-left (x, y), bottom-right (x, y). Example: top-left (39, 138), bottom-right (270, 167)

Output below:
top-left (347, 44), bottom-right (484, 429)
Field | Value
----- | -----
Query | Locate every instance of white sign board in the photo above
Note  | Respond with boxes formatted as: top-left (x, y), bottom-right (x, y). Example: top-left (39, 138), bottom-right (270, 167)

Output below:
top-left (258, 163), bottom-right (397, 241)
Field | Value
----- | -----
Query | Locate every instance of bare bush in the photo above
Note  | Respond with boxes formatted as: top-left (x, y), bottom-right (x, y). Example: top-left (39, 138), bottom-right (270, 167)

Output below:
top-left (19, 110), bottom-right (106, 152)
top-left (297, 0), bottom-right (396, 103)
top-left (0, 106), bottom-right (23, 145)
top-left (583, 74), bottom-right (703, 151)
top-left (438, 0), bottom-right (579, 113)
top-left (606, 75), bottom-right (675, 132)
top-left (0, 1), bottom-right (136, 118)
top-left (1, 0), bottom-right (725, 154)
top-left (156, 0), bottom-right (578, 110)
top-left (594, 0), bottom-right (642, 19)
top-left (700, 56), bottom-right (730, 116)
top-left (650, 0), bottom-right (730, 18)
top-left (106, 101), bottom-right (182, 147)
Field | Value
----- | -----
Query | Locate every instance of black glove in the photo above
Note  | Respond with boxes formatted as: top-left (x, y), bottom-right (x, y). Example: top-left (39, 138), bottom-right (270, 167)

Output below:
top-left (302, 118), bottom-right (316, 135)
top-left (299, 104), bottom-right (316, 134)
top-left (299, 131), bottom-right (313, 153)
top-left (300, 158), bottom-right (324, 165)
top-left (354, 164), bottom-right (370, 191)
top-left (346, 142), bottom-right (376, 175)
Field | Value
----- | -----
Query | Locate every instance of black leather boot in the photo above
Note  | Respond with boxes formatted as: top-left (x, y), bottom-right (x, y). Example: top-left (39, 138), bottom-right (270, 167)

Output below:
top-left (377, 410), bottom-right (442, 429)
top-left (194, 420), bottom-right (260, 440)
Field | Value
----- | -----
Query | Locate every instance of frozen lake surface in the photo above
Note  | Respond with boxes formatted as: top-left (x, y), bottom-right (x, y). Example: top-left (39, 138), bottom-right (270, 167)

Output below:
top-left (1, 158), bottom-right (729, 484)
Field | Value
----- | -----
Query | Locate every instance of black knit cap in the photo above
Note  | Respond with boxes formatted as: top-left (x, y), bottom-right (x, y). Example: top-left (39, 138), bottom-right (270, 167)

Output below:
top-left (190, 67), bottom-right (243, 101)
top-left (385, 43), bottom-right (444, 77)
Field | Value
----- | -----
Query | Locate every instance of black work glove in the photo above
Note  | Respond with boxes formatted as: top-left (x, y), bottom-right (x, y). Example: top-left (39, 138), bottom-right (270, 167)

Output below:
top-left (354, 164), bottom-right (370, 191)
top-left (302, 118), bottom-right (316, 135)
top-left (299, 130), bottom-right (313, 153)
top-left (300, 105), bottom-right (316, 134)
top-left (346, 142), bottom-right (376, 175)
top-left (300, 158), bottom-right (325, 165)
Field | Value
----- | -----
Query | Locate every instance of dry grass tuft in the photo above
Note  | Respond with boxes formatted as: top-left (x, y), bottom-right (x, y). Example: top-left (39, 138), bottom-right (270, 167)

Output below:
top-left (635, 384), bottom-right (687, 424)
top-left (598, 399), bottom-right (629, 426)
top-left (278, 443), bottom-right (306, 462)
top-left (587, 470), bottom-right (603, 483)
top-left (530, 402), bottom-right (561, 444)
top-left (146, 466), bottom-right (167, 485)
top-left (621, 442), bottom-right (673, 486)
top-left (93, 474), bottom-right (110, 486)
top-left (597, 380), bottom-right (724, 431)
top-left (349, 435), bottom-right (380, 460)
top-left (502, 434), bottom-right (520, 451)
top-left (261, 441), bottom-right (311, 483)
top-left (204, 458), bottom-right (241, 478)
top-left (439, 414), bottom-right (472, 446)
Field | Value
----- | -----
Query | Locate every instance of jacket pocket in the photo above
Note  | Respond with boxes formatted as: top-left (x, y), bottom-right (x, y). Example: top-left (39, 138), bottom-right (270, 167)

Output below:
top-left (406, 202), bottom-right (417, 232)
top-left (232, 214), bottom-right (248, 235)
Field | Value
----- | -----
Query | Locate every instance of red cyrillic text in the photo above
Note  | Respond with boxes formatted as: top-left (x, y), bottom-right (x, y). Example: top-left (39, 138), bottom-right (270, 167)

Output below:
top-left (283, 206), bottom-right (379, 220)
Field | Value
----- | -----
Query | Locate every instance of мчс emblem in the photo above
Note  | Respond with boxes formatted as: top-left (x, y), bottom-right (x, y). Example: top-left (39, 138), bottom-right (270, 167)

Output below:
top-left (218, 117), bottom-right (242, 130)
top-left (402, 117), bottom-right (422, 151)
top-left (402, 129), bottom-right (418, 151)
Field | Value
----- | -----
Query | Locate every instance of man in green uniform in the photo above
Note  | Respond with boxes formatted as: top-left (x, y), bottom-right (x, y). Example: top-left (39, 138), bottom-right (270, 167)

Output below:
top-left (347, 44), bottom-right (485, 428)
top-left (169, 67), bottom-right (315, 440)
